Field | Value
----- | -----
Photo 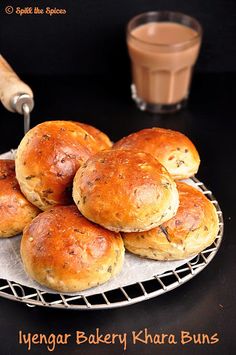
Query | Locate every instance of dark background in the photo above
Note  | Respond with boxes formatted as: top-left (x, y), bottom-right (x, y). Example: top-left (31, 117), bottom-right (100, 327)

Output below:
top-left (0, 0), bottom-right (236, 78)
top-left (0, 1), bottom-right (236, 355)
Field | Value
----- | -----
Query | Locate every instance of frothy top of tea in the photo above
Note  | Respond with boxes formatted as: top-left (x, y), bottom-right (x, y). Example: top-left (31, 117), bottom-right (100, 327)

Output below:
top-left (131, 22), bottom-right (198, 45)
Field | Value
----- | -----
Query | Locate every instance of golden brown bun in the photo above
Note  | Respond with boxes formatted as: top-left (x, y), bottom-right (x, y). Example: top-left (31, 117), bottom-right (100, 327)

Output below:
top-left (75, 122), bottom-right (113, 150)
top-left (113, 128), bottom-right (200, 180)
top-left (21, 205), bottom-right (124, 292)
top-left (0, 160), bottom-right (40, 238)
top-left (123, 182), bottom-right (219, 260)
top-left (73, 149), bottom-right (179, 232)
top-left (15, 121), bottom-right (101, 211)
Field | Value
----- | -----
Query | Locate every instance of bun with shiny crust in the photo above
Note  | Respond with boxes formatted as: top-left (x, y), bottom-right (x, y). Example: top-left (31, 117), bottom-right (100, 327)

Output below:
top-left (21, 205), bottom-right (124, 292)
top-left (123, 182), bottom-right (219, 260)
top-left (113, 128), bottom-right (200, 180)
top-left (0, 159), bottom-right (40, 238)
top-left (15, 121), bottom-right (101, 211)
top-left (73, 149), bottom-right (179, 232)
top-left (75, 122), bottom-right (112, 150)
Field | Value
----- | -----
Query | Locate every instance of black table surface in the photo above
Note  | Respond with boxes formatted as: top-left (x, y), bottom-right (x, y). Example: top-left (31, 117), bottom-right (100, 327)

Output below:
top-left (0, 73), bottom-right (235, 355)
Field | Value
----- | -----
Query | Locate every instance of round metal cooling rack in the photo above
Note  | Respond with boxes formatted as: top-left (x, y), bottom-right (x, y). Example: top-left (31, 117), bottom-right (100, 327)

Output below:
top-left (0, 176), bottom-right (223, 310)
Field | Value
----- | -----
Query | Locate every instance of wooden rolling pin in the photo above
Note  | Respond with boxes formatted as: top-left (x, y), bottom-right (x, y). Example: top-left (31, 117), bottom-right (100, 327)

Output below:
top-left (0, 55), bottom-right (34, 133)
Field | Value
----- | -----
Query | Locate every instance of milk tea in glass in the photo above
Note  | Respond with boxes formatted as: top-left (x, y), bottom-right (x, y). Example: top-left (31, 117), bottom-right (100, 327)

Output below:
top-left (127, 12), bottom-right (202, 113)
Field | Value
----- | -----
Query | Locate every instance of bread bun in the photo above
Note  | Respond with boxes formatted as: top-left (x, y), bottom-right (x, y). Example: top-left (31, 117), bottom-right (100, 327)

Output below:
top-left (113, 128), bottom-right (200, 180)
top-left (73, 149), bottom-right (179, 232)
top-left (21, 205), bottom-right (124, 292)
top-left (15, 121), bottom-right (101, 211)
top-left (0, 160), bottom-right (40, 237)
top-left (123, 182), bottom-right (219, 260)
top-left (75, 122), bottom-right (112, 150)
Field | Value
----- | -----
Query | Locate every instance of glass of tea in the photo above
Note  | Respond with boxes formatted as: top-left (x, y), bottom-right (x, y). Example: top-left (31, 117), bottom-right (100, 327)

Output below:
top-left (127, 11), bottom-right (202, 113)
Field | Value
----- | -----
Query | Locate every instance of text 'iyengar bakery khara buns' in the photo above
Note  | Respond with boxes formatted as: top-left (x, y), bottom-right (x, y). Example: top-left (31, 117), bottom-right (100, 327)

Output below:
top-left (122, 182), bottom-right (219, 260)
top-left (0, 160), bottom-right (40, 238)
top-left (73, 149), bottom-right (179, 233)
top-left (113, 127), bottom-right (200, 180)
top-left (15, 120), bottom-right (104, 211)
top-left (20, 205), bottom-right (124, 292)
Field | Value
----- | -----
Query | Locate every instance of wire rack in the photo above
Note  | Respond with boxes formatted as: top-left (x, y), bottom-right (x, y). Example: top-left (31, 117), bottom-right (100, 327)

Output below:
top-left (0, 176), bottom-right (223, 310)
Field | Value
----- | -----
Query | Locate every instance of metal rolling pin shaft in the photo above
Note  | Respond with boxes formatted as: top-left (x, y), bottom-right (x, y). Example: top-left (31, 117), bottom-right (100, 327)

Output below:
top-left (11, 93), bottom-right (34, 134)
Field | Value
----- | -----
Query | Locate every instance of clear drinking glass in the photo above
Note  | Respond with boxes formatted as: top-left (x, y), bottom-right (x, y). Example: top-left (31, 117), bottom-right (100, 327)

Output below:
top-left (127, 11), bottom-right (202, 113)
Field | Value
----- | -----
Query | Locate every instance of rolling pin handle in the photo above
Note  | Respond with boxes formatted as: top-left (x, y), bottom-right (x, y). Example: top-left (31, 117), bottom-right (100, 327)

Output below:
top-left (0, 55), bottom-right (34, 134)
top-left (0, 54), bottom-right (34, 113)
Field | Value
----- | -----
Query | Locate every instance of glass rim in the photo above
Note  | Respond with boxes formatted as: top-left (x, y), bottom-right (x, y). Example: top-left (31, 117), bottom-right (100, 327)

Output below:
top-left (127, 11), bottom-right (202, 48)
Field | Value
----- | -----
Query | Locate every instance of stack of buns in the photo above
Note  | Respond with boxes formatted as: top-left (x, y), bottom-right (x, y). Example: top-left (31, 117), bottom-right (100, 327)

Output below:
top-left (0, 121), bottom-right (219, 292)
